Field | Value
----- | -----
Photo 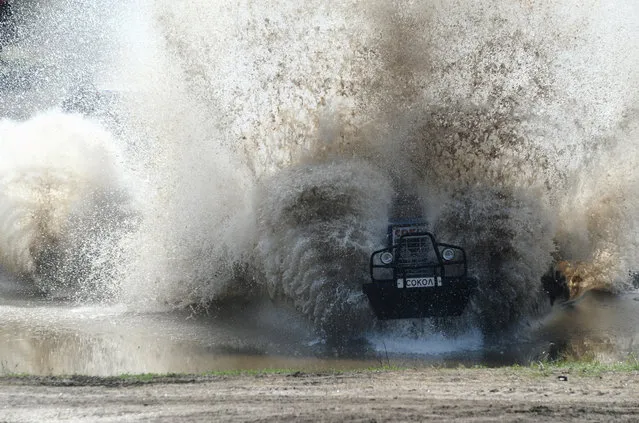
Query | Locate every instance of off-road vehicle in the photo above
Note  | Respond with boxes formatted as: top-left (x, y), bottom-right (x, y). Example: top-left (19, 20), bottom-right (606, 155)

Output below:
top-left (364, 219), bottom-right (477, 319)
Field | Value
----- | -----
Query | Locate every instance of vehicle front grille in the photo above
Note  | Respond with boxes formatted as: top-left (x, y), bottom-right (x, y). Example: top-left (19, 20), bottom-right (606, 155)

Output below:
top-left (396, 235), bottom-right (438, 268)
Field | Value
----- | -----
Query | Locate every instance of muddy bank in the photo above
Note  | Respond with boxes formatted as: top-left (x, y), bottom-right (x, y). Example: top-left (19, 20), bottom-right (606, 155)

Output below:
top-left (1, 368), bottom-right (638, 422)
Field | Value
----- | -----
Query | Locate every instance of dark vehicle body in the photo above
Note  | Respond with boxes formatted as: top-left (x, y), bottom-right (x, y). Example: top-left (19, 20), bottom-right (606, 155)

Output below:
top-left (363, 219), bottom-right (477, 319)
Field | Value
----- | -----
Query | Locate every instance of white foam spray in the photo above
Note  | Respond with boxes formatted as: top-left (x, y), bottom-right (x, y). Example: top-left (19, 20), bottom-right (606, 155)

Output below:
top-left (0, 111), bottom-right (134, 298)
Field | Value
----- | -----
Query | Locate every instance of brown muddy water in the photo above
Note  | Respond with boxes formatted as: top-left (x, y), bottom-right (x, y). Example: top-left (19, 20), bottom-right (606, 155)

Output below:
top-left (1, 274), bottom-right (638, 376)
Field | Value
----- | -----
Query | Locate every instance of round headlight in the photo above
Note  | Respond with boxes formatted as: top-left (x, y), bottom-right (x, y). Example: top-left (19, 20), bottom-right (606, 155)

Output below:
top-left (442, 248), bottom-right (455, 261)
top-left (380, 251), bottom-right (394, 265)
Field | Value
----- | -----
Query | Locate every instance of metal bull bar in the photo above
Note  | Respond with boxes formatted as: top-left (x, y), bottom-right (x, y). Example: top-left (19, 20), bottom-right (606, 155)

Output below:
top-left (364, 232), bottom-right (475, 319)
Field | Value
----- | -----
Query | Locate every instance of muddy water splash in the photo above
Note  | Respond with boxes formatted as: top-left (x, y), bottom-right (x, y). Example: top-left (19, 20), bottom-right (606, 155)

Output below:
top-left (0, 111), bottom-right (135, 298)
top-left (132, 1), bottom-right (639, 336)
top-left (255, 161), bottom-right (392, 338)
top-left (1, 1), bottom-right (638, 341)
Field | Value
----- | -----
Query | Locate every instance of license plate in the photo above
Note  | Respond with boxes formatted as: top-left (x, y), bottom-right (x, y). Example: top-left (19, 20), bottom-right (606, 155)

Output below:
top-left (404, 277), bottom-right (437, 288)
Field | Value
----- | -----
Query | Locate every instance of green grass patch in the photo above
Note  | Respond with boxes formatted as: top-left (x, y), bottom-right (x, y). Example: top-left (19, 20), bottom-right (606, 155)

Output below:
top-left (529, 354), bottom-right (639, 376)
top-left (2, 360), bottom-right (638, 385)
top-left (200, 365), bottom-right (406, 377)
top-left (0, 366), bottom-right (406, 385)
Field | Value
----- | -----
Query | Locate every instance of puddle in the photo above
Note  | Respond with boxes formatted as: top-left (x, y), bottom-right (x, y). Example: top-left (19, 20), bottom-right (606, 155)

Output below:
top-left (0, 289), bottom-right (638, 375)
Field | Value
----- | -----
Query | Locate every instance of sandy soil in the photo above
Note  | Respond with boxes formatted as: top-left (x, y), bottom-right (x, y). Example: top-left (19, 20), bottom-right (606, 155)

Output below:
top-left (1, 368), bottom-right (638, 422)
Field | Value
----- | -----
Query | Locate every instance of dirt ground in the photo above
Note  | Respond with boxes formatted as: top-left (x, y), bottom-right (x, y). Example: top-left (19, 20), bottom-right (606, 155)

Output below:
top-left (1, 368), bottom-right (638, 422)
